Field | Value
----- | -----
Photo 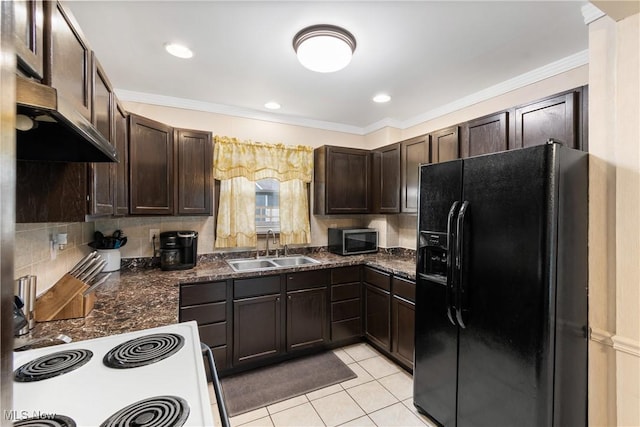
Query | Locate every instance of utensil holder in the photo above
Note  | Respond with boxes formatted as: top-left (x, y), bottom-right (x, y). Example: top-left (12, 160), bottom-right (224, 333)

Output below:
top-left (35, 274), bottom-right (96, 322)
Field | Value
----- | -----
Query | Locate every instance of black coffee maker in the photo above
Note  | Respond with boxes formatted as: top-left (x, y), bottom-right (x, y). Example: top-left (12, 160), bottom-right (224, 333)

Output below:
top-left (159, 231), bottom-right (198, 271)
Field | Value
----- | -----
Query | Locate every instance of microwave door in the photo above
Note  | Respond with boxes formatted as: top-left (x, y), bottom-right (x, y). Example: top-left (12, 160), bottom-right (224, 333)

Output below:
top-left (344, 232), bottom-right (377, 253)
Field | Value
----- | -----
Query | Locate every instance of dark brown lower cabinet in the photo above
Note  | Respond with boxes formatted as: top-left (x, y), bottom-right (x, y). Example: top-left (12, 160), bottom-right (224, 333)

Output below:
top-left (330, 266), bottom-right (362, 342)
top-left (287, 288), bottom-right (327, 351)
top-left (178, 280), bottom-right (230, 371)
top-left (364, 283), bottom-right (391, 351)
top-left (233, 294), bottom-right (282, 365)
top-left (391, 296), bottom-right (415, 370)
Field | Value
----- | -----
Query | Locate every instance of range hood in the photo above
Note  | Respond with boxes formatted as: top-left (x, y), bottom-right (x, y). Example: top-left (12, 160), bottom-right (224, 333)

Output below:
top-left (15, 75), bottom-right (118, 163)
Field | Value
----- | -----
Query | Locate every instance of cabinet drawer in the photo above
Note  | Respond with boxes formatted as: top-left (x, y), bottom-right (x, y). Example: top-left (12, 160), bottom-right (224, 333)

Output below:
top-left (234, 275), bottom-right (281, 299)
top-left (331, 282), bottom-right (360, 302)
top-left (332, 299), bottom-right (361, 322)
top-left (180, 302), bottom-right (226, 324)
top-left (363, 267), bottom-right (391, 291)
top-left (199, 322), bottom-right (227, 348)
top-left (180, 281), bottom-right (227, 306)
top-left (331, 266), bottom-right (360, 284)
top-left (286, 269), bottom-right (330, 291)
top-left (331, 318), bottom-right (362, 341)
top-left (392, 277), bottom-right (416, 302)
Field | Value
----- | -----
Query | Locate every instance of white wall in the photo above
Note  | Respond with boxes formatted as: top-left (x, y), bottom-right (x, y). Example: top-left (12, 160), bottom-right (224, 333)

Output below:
top-left (587, 11), bottom-right (640, 427)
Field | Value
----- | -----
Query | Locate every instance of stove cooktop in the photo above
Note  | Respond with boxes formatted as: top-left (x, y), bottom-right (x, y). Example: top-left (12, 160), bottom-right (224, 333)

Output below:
top-left (12, 322), bottom-right (214, 426)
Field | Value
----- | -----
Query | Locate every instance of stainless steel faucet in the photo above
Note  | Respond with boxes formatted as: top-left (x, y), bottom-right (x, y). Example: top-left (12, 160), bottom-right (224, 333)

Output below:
top-left (265, 229), bottom-right (277, 257)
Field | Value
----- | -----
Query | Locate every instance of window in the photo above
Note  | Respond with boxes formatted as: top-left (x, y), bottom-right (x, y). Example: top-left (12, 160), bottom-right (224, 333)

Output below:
top-left (256, 178), bottom-right (279, 233)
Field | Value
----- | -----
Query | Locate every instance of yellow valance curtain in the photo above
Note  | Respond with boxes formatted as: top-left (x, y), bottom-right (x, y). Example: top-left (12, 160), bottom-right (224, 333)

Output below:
top-left (213, 136), bottom-right (313, 183)
top-left (213, 136), bottom-right (313, 248)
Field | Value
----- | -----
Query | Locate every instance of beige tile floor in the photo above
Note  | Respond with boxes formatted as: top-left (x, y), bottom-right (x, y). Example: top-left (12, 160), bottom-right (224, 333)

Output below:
top-left (208, 343), bottom-right (437, 427)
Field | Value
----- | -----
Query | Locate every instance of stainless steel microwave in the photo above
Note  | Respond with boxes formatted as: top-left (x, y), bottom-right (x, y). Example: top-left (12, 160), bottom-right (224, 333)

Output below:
top-left (328, 227), bottom-right (378, 255)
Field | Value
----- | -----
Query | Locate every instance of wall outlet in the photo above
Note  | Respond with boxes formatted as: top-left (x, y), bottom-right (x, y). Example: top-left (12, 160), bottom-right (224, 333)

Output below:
top-left (149, 229), bottom-right (160, 243)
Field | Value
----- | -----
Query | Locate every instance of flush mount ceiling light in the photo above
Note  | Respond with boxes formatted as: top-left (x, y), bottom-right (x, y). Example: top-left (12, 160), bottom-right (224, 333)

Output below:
top-left (373, 94), bottom-right (391, 103)
top-left (264, 101), bottom-right (281, 110)
top-left (164, 43), bottom-right (193, 59)
top-left (293, 25), bottom-right (356, 73)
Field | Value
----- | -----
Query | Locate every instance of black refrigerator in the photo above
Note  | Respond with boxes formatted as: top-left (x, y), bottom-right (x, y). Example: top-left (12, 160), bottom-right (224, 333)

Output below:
top-left (413, 142), bottom-right (588, 427)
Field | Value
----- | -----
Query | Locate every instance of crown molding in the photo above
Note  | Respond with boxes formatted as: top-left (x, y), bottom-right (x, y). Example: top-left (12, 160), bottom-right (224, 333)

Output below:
top-left (581, 3), bottom-right (606, 25)
top-left (400, 49), bottom-right (589, 130)
top-left (116, 50), bottom-right (588, 136)
top-left (115, 90), bottom-right (365, 135)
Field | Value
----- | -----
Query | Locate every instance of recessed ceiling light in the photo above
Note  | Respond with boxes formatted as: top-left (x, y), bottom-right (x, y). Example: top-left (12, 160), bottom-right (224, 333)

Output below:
top-left (373, 94), bottom-right (391, 103)
top-left (164, 43), bottom-right (193, 59)
top-left (264, 102), bottom-right (281, 110)
top-left (293, 25), bottom-right (356, 73)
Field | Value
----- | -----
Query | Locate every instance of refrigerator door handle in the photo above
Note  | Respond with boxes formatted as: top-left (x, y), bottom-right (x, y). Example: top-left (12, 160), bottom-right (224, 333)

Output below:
top-left (446, 201), bottom-right (460, 326)
top-left (455, 200), bottom-right (470, 328)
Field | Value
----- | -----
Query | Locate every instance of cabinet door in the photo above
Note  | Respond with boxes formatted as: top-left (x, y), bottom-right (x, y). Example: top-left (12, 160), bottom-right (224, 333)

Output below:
top-left (129, 114), bottom-right (174, 215)
top-left (45, 1), bottom-right (91, 121)
top-left (462, 112), bottom-right (508, 158)
top-left (175, 129), bottom-right (213, 215)
top-left (15, 0), bottom-right (44, 79)
top-left (287, 287), bottom-right (328, 351)
top-left (364, 284), bottom-right (390, 351)
top-left (375, 143), bottom-right (400, 214)
top-left (391, 295), bottom-right (415, 370)
top-left (89, 54), bottom-right (114, 216)
top-left (515, 92), bottom-right (577, 149)
top-left (326, 146), bottom-right (371, 214)
top-left (113, 100), bottom-right (129, 216)
top-left (233, 294), bottom-right (282, 365)
top-left (401, 135), bottom-right (428, 213)
top-left (431, 126), bottom-right (459, 163)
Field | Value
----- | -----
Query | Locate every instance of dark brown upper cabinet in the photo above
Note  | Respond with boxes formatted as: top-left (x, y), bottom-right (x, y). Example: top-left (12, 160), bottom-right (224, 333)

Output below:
top-left (89, 53), bottom-right (115, 216)
top-left (44, 1), bottom-right (92, 122)
top-left (400, 135), bottom-right (429, 213)
top-left (431, 126), bottom-right (460, 163)
top-left (114, 99), bottom-right (129, 217)
top-left (129, 114), bottom-right (174, 215)
top-left (15, 0), bottom-right (44, 79)
top-left (372, 143), bottom-right (401, 214)
top-left (461, 111), bottom-right (508, 158)
top-left (174, 129), bottom-right (213, 215)
top-left (514, 91), bottom-right (578, 150)
top-left (314, 146), bottom-right (371, 214)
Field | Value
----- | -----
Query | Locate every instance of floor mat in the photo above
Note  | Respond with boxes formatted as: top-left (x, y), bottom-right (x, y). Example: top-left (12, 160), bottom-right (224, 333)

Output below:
top-left (220, 351), bottom-right (356, 417)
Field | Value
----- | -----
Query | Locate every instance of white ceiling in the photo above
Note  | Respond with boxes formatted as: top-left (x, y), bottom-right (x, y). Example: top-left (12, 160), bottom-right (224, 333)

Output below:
top-left (65, 1), bottom-right (590, 135)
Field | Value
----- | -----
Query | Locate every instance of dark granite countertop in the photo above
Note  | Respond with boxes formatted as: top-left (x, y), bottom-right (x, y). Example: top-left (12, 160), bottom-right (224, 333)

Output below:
top-left (26, 251), bottom-right (415, 345)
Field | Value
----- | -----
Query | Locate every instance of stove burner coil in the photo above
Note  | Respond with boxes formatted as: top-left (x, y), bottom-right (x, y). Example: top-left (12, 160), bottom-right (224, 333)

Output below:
top-left (100, 395), bottom-right (189, 427)
top-left (13, 414), bottom-right (76, 427)
top-left (103, 333), bottom-right (184, 369)
top-left (14, 349), bottom-right (93, 382)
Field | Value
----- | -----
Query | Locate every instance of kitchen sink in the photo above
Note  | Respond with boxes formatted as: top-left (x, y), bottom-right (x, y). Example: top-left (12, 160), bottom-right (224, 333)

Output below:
top-left (226, 256), bottom-right (320, 272)
top-left (271, 256), bottom-right (320, 267)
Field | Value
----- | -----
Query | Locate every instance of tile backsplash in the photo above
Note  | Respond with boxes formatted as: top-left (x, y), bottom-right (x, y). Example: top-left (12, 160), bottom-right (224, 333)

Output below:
top-left (16, 214), bottom-right (418, 294)
top-left (15, 222), bottom-right (96, 295)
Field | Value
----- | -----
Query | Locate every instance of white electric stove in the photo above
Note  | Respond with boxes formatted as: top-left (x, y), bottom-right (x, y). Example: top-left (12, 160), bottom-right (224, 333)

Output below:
top-left (12, 321), bottom-right (214, 427)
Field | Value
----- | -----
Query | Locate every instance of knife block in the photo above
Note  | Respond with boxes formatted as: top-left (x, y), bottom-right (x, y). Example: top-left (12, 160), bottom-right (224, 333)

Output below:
top-left (35, 274), bottom-right (96, 322)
